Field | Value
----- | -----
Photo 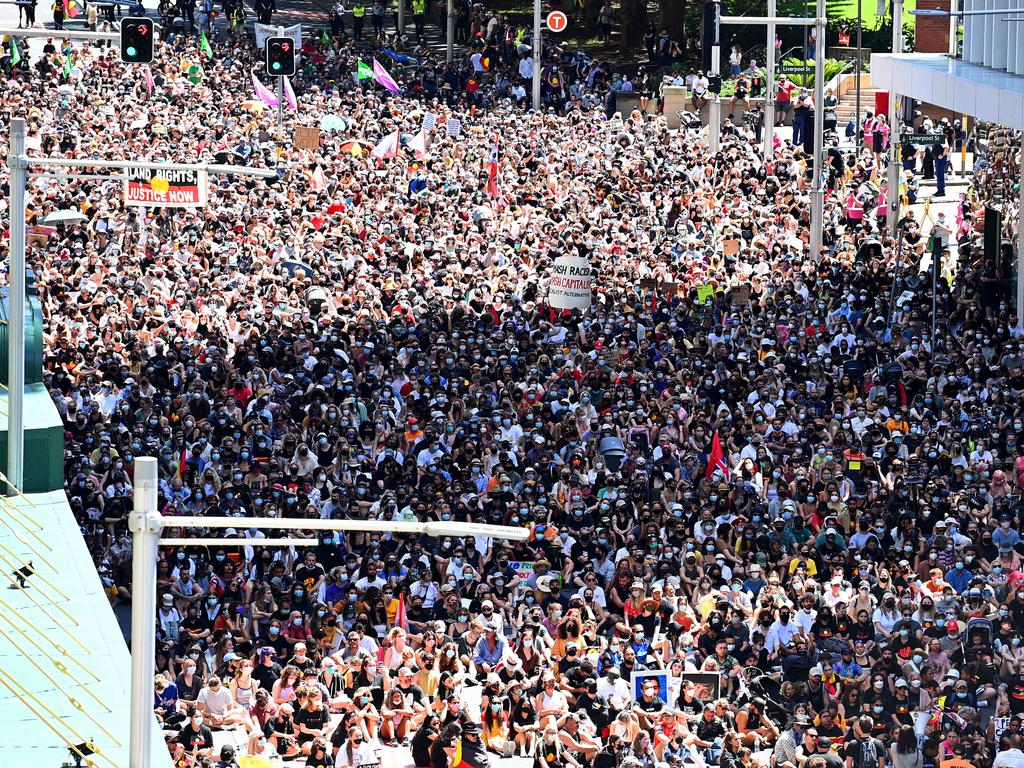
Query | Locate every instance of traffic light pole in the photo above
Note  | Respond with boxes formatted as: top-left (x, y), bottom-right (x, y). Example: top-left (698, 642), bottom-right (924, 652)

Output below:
top-left (532, 0), bottom-right (541, 111)
top-left (709, 43), bottom-right (721, 152)
top-left (887, 0), bottom-right (903, 240)
top-left (278, 26), bottom-right (285, 126)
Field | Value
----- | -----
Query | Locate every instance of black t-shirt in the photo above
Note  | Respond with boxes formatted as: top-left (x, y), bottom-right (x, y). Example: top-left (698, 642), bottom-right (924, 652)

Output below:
top-left (295, 564), bottom-right (326, 592)
top-left (294, 704), bottom-right (330, 743)
top-left (411, 724), bottom-right (436, 767)
top-left (677, 693), bottom-right (704, 719)
top-left (178, 723), bottom-right (214, 753)
top-left (175, 673), bottom-right (203, 702)
top-left (396, 681), bottom-right (426, 705)
top-left (845, 736), bottom-right (884, 768)
top-left (253, 661), bottom-right (283, 691)
top-left (696, 715), bottom-right (727, 742)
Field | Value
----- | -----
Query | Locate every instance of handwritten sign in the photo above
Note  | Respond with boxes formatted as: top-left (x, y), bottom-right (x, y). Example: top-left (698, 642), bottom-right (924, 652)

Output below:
top-left (294, 126), bottom-right (321, 151)
top-left (696, 284), bottom-right (716, 304)
top-left (548, 254), bottom-right (593, 309)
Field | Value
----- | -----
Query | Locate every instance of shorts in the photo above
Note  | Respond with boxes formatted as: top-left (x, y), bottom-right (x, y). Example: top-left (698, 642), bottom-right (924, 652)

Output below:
top-left (776, 100), bottom-right (792, 112)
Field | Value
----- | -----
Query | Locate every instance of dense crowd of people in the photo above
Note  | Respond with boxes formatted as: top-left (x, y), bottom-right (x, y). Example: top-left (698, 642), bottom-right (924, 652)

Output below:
top-left (1, 5), bottom-right (1023, 768)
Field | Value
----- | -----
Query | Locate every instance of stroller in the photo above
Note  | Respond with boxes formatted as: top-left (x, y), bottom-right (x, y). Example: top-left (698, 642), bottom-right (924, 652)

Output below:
top-left (676, 110), bottom-right (703, 133)
top-left (823, 108), bottom-right (838, 140)
top-left (734, 668), bottom-right (792, 730)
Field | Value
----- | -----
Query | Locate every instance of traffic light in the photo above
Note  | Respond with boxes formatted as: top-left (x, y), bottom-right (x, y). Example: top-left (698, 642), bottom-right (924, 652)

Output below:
top-left (120, 17), bottom-right (154, 64)
top-left (265, 37), bottom-right (295, 77)
top-left (701, 1), bottom-right (721, 72)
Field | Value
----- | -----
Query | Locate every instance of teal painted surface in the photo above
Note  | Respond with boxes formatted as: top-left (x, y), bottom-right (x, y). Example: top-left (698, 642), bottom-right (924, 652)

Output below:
top-left (0, 270), bottom-right (45, 386)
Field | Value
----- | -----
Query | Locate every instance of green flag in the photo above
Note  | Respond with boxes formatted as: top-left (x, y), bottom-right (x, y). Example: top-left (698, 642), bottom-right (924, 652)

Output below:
top-left (356, 60), bottom-right (373, 80)
top-left (10, 38), bottom-right (21, 67)
top-left (321, 28), bottom-right (331, 45)
top-left (188, 63), bottom-right (203, 85)
top-left (199, 31), bottom-right (213, 59)
top-left (62, 54), bottom-right (72, 80)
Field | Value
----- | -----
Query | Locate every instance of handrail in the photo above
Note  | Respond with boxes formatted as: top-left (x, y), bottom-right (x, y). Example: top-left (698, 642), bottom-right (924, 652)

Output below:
top-left (0, 623), bottom-right (116, 721)
top-left (0, 541), bottom-right (70, 600)
top-left (0, 668), bottom-right (118, 768)
top-left (0, 597), bottom-right (100, 681)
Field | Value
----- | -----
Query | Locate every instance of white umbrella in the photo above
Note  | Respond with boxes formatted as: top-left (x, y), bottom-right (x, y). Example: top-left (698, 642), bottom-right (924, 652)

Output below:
top-left (40, 209), bottom-right (87, 226)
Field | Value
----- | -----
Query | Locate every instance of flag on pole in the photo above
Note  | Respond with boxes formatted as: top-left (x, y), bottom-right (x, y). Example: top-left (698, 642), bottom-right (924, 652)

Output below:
top-left (356, 60), bottom-right (374, 80)
top-left (321, 28), bottom-right (331, 45)
top-left (372, 57), bottom-right (401, 93)
top-left (310, 165), bottom-right (328, 192)
top-left (407, 129), bottom-right (427, 159)
top-left (396, 592), bottom-right (408, 631)
top-left (144, 64), bottom-right (155, 94)
top-left (283, 76), bottom-right (298, 111)
top-left (63, 0), bottom-right (82, 17)
top-left (63, 54), bottom-right (73, 81)
top-left (252, 72), bottom-right (279, 106)
top-left (10, 38), bottom-right (20, 67)
top-left (200, 31), bottom-right (214, 59)
top-left (371, 130), bottom-right (399, 159)
top-left (485, 135), bottom-right (500, 198)
top-left (175, 448), bottom-right (190, 483)
top-left (446, 118), bottom-right (461, 138)
top-left (705, 432), bottom-right (730, 480)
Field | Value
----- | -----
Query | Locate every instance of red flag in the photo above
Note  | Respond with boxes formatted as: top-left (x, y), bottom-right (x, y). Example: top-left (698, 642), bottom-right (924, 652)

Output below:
top-left (175, 447), bottom-right (189, 482)
top-left (396, 591), bottom-right (408, 630)
top-left (485, 135), bottom-right (500, 198)
top-left (706, 432), bottom-right (730, 480)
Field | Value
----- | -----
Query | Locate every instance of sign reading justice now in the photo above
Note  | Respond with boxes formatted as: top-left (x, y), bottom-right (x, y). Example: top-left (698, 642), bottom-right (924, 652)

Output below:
top-left (548, 254), bottom-right (593, 309)
top-left (124, 167), bottom-right (208, 208)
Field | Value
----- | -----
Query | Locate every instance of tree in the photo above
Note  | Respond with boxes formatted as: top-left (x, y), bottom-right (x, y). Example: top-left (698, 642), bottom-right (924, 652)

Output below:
top-left (620, 0), bottom-right (648, 48)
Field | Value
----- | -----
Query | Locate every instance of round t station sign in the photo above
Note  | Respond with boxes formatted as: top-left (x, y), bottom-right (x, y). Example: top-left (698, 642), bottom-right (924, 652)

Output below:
top-left (546, 10), bottom-right (567, 32)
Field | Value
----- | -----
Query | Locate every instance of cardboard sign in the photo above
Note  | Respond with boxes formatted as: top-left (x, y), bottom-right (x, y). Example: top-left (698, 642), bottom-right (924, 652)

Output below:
top-left (548, 254), bottom-right (593, 309)
top-left (124, 167), bottom-right (207, 208)
top-left (294, 126), bottom-right (321, 151)
top-left (508, 561), bottom-right (535, 575)
top-left (639, 278), bottom-right (658, 291)
top-left (731, 284), bottom-right (752, 305)
top-left (723, 238), bottom-right (740, 256)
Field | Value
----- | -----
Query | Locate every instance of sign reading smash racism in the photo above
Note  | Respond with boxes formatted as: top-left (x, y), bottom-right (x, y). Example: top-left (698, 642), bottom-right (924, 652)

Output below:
top-left (548, 254), bottom-right (593, 309)
top-left (124, 167), bottom-right (208, 208)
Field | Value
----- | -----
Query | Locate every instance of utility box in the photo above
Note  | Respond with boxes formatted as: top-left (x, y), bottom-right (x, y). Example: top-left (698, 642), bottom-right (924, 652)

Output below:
top-left (664, 86), bottom-right (690, 129)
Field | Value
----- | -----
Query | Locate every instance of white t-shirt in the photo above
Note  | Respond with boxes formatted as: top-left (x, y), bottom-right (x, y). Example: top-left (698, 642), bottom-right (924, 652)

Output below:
top-left (335, 741), bottom-right (380, 768)
top-left (198, 686), bottom-right (233, 716)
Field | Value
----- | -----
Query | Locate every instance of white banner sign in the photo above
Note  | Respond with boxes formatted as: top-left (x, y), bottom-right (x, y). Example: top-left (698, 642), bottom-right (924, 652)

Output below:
top-left (124, 167), bottom-right (207, 208)
top-left (548, 254), bottom-right (593, 309)
top-left (255, 23), bottom-right (302, 60)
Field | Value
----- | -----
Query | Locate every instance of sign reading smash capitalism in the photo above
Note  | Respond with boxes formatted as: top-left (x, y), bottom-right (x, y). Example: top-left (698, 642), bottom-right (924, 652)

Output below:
top-left (548, 254), bottom-right (593, 309)
top-left (124, 167), bottom-right (208, 208)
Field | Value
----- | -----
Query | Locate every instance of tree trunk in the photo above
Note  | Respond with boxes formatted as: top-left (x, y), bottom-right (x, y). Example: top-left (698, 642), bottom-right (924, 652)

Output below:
top-left (659, 0), bottom-right (684, 43)
top-left (620, 0), bottom-right (648, 48)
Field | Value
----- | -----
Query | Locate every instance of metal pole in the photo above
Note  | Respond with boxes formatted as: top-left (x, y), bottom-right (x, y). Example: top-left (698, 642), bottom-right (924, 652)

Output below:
top-left (446, 0), bottom-right (454, 63)
top-left (532, 0), bottom-right (541, 110)
top-left (961, 113), bottom-right (968, 176)
top-left (888, 0), bottom-right (903, 238)
top-left (6, 118), bottom-right (25, 497)
top-left (128, 456), bottom-right (161, 768)
top-left (277, 75), bottom-right (283, 125)
top-left (931, 238), bottom-right (939, 341)
top-left (710, 44), bottom-right (721, 152)
top-left (856, 0), bottom-right (862, 148)
top-left (949, 0), bottom-right (959, 55)
top-left (764, 0), bottom-right (776, 162)
top-left (398, 0), bottom-right (405, 37)
top-left (809, 0), bottom-right (826, 258)
top-left (1018, 133), bottom-right (1024, 330)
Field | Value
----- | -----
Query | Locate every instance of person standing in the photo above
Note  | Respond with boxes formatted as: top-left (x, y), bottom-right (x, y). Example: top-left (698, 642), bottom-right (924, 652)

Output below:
top-left (254, 0), bottom-right (274, 24)
top-left (351, 0), bottom-right (365, 41)
top-left (371, 0), bottom-right (384, 38)
top-left (411, 0), bottom-right (425, 41)
top-left (934, 142), bottom-right (949, 197)
top-left (51, 0), bottom-right (64, 30)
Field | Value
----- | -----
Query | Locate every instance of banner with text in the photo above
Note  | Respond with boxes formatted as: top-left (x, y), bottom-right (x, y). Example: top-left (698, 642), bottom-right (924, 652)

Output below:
top-left (124, 167), bottom-right (208, 208)
top-left (548, 254), bottom-right (593, 309)
top-left (255, 23), bottom-right (302, 60)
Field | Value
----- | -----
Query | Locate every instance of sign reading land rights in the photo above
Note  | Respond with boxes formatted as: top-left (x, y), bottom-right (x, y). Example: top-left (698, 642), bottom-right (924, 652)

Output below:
top-left (124, 167), bottom-right (208, 208)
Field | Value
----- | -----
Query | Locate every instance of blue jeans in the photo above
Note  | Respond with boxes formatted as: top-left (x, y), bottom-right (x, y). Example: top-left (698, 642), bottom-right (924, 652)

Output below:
top-left (792, 114), bottom-right (804, 144)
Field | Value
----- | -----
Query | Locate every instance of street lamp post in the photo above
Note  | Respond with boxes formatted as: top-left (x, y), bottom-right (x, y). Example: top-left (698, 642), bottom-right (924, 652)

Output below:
top-left (809, 0), bottom-right (827, 258)
top-left (532, 0), bottom-right (541, 110)
top-left (855, 0), bottom-right (862, 150)
top-left (887, 0), bottom-right (904, 239)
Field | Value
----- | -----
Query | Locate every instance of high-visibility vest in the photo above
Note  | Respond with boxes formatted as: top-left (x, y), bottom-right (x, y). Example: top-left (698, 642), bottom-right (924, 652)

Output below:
top-left (352, 4), bottom-right (365, 16)
top-left (412, 0), bottom-right (424, 13)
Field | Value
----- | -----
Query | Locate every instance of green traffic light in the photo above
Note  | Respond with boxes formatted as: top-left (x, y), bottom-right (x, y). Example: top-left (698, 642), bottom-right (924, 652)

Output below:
top-left (126, 46), bottom-right (137, 57)
top-left (272, 62), bottom-right (281, 71)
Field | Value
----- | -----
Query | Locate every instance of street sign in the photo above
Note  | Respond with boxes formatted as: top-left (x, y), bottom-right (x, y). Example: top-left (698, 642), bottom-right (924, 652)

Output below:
top-left (124, 167), bottom-right (208, 208)
top-left (909, 133), bottom-right (946, 144)
top-left (777, 64), bottom-right (811, 76)
top-left (546, 10), bottom-right (567, 32)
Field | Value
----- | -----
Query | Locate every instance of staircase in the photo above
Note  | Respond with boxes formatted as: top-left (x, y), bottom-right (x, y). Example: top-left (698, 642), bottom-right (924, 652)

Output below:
top-left (833, 77), bottom-right (880, 128)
